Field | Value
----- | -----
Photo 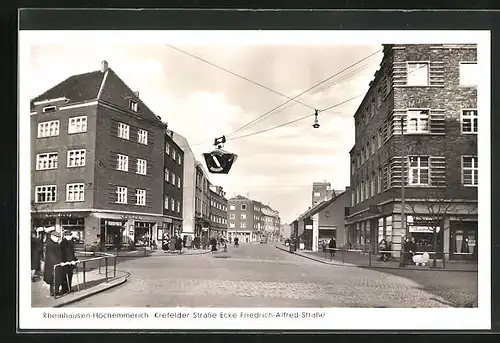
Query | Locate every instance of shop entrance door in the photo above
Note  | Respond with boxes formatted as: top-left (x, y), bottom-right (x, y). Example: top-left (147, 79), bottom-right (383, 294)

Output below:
top-left (450, 224), bottom-right (478, 261)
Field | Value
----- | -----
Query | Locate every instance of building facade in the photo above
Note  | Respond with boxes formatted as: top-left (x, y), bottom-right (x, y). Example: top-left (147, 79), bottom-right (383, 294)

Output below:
top-left (261, 204), bottom-right (281, 240)
top-left (31, 61), bottom-right (168, 250)
top-left (209, 185), bottom-right (228, 238)
top-left (162, 130), bottom-right (184, 240)
top-left (195, 161), bottom-right (211, 238)
top-left (312, 181), bottom-right (334, 206)
top-left (345, 44), bottom-right (478, 260)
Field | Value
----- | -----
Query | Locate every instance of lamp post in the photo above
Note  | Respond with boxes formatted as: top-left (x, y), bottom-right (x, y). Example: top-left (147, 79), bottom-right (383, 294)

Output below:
top-left (399, 116), bottom-right (409, 267)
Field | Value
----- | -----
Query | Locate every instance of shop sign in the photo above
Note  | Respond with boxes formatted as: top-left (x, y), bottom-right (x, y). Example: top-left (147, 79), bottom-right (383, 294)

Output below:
top-left (305, 225), bottom-right (313, 230)
top-left (409, 225), bottom-right (440, 233)
top-left (106, 220), bottom-right (123, 227)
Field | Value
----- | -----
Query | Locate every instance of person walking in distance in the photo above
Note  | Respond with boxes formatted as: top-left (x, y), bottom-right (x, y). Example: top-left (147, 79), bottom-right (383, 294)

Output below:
top-left (43, 227), bottom-right (63, 296)
top-left (328, 237), bottom-right (337, 258)
top-left (60, 231), bottom-right (79, 294)
top-left (31, 229), bottom-right (43, 281)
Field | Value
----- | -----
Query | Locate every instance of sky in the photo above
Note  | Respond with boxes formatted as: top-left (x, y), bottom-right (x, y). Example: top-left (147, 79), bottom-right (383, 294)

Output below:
top-left (29, 43), bottom-right (383, 223)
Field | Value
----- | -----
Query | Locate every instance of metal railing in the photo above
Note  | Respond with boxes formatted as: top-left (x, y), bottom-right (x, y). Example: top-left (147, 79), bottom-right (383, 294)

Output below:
top-left (52, 251), bottom-right (117, 299)
top-left (314, 247), bottom-right (477, 269)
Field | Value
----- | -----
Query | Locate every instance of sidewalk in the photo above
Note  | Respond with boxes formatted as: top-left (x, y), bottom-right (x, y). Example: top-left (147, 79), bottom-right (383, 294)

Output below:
top-left (276, 245), bottom-right (477, 272)
top-left (31, 268), bottom-right (129, 308)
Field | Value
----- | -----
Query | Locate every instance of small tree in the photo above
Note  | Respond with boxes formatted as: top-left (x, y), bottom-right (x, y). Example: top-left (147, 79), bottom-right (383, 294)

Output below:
top-left (405, 189), bottom-right (477, 267)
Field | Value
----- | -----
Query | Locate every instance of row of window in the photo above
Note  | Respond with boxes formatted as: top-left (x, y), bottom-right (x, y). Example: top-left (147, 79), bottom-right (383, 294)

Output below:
top-left (229, 204), bottom-right (247, 211)
top-left (36, 149), bottom-right (86, 170)
top-left (38, 116), bottom-right (88, 138)
top-left (353, 109), bottom-right (478, 173)
top-left (117, 122), bottom-right (148, 145)
top-left (165, 143), bottom-right (182, 165)
top-left (210, 199), bottom-right (227, 211)
top-left (163, 195), bottom-right (181, 213)
top-left (228, 222), bottom-right (246, 229)
top-left (210, 214), bottom-right (227, 225)
top-left (116, 187), bottom-right (147, 206)
top-left (115, 154), bottom-right (148, 175)
top-left (351, 155), bottom-right (478, 206)
top-left (405, 61), bottom-right (477, 87)
top-left (164, 168), bottom-right (182, 188)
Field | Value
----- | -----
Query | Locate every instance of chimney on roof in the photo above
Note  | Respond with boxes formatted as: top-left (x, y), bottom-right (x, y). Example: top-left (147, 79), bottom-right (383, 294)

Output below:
top-left (101, 60), bottom-right (109, 73)
top-left (133, 91), bottom-right (139, 98)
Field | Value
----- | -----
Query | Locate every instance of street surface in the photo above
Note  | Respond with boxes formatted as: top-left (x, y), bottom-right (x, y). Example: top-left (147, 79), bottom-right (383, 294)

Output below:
top-left (68, 244), bottom-right (451, 308)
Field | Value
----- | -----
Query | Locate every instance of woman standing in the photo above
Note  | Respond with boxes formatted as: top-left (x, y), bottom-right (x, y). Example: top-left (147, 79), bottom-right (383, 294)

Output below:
top-left (31, 229), bottom-right (43, 281)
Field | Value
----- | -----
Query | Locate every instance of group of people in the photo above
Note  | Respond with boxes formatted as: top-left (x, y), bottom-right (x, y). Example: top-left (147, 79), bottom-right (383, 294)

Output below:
top-left (31, 227), bottom-right (79, 297)
top-left (209, 236), bottom-right (228, 252)
top-left (378, 238), bottom-right (393, 262)
top-left (402, 237), bottom-right (418, 265)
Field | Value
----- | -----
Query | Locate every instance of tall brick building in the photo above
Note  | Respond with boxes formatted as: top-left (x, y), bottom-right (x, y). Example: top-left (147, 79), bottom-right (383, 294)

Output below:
top-left (209, 185), bottom-right (228, 238)
top-left (345, 44), bottom-right (478, 261)
top-left (312, 181), bottom-right (334, 206)
top-left (31, 61), bottom-right (173, 250)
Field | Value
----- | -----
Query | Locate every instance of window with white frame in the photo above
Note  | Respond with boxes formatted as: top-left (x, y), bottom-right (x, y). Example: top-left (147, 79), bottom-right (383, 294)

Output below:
top-left (371, 174), bottom-right (376, 197)
top-left (230, 204), bottom-right (235, 210)
top-left (116, 186), bottom-right (127, 204)
top-left (164, 196), bottom-right (169, 210)
top-left (136, 158), bottom-right (147, 175)
top-left (407, 110), bottom-right (430, 133)
top-left (229, 213), bottom-right (235, 219)
top-left (178, 154), bottom-right (182, 165)
top-left (164, 168), bottom-right (169, 182)
top-left (177, 176), bottom-right (181, 188)
top-left (241, 213), bottom-right (247, 220)
top-left (462, 156), bottom-right (478, 187)
top-left (68, 116), bottom-right (87, 134)
top-left (241, 204), bottom-right (247, 210)
top-left (172, 150), bottom-right (176, 160)
top-left (38, 120), bottom-right (60, 138)
top-left (360, 181), bottom-right (365, 201)
top-left (36, 152), bottom-right (58, 170)
top-left (377, 168), bottom-right (382, 194)
top-left (462, 109), bottom-right (478, 134)
top-left (66, 183), bottom-right (85, 202)
top-left (171, 198), bottom-right (175, 210)
top-left (171, 173), bottom-right (176, 185)
top-left (407, 62), bottom-right (429, 86)
top-left (365, 180), bottom-right (370, 200)
top-left (351, 191), bottom-right (355, 207)
top-left (229, 222), bottom-right (235, 228)
top-left (459, 62), bottom-right (478, 86)
top-left (117, 154), bottom-right (128, 171)
top-left (67, 149), bottom-right (86, 168)
top-left (35, 185), bottom-right (57, 203)
top-left (129, 100), bottom-right (138, 112)
top-left (241, 222), bottom-right (246, 229)
top-left (408, 156), bottom-right (430, 185)
top-left (177, 201), bottom-right (180, 213)
top-left (165, 143), bottom-right (170, 155)
top-left (118, 123), bottom-right (130, 140)
top-left (136, 189), bottom-right (146, 206)
top-left (137, 129), bottom-right (148, 145)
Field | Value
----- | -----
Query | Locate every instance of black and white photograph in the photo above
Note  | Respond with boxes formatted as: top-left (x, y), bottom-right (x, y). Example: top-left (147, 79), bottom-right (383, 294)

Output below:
top-left (19, 28), bottom-right (490, 331)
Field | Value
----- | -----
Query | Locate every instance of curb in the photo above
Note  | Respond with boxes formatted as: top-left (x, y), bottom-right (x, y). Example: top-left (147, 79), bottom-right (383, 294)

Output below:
top-left (275, 245), bottom-right (478, 273)
top-left (54, 276), bottom-right (128, 308)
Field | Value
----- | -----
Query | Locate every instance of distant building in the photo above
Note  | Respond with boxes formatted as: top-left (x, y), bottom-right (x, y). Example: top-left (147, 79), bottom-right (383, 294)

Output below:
top-left (209, 185), bottom-right (228, 238)
top-left (295, 187), bottom-right (351, 251)
top-left (345, 44), bottom-right (478, 261)
top-left (261, 203), bottom-right (280, 238)
top-left (312, 181), bottom-right (334, 206)
top-left (31, 61), bottom-right (168, 249)
top-left (279, 224), bottom-right (291, 240)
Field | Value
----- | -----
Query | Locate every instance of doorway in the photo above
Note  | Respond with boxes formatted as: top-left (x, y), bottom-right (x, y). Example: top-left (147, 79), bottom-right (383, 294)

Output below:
top-left (450, 222), bottom-right (478, 261)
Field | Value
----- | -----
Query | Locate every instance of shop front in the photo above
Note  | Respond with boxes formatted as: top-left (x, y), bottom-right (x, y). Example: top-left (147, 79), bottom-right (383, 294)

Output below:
top-left (99, 219), bottom-right (126, 250)
top-left (134, 221), bottom-right (155, 248)
top-left (449, 220), bottom-right (478, 261)
top-left (61, 217), bottom-right (85, 249)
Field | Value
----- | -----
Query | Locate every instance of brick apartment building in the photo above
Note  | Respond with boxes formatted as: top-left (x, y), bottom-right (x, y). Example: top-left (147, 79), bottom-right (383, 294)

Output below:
top-left (312, 181), bottom-right (334, 206)
top-left (209, 185), bottom-right (228, 238)
top-left (345, 44), bottom-right (478, 260)
top-left (162, 129), bottom-right (184, 239)
top-left (195, 161), bottom-right (211, 239)
top-left (260, 204), bottom-right (281, 239)
top-left (31, 61), bottom-right (171, 250)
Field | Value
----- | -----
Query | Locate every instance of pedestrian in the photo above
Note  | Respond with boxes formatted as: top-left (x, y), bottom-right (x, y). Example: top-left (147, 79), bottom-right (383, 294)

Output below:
top-left (403, 238), bottom-right (411, 265)
top-left (31, 229), bottom-right (43, 281)
top-left (182, 235), bottom-right (187, 249)
top-left (328, 237), bottom-right (336, 258)
top-left (60, 231), bottom-right (79, 294)
top-left (409, 237), bottom-right (417, 264)
top-left (162, 233), bottom-right (169, 252)
top-left (378, 238), bottom-right (388, 261)
top-left (113, 233), bottom-right (121, 253)
top-left (43, 227), bottom-right (63, 296)
top-left (175, 235), bottom-right (183, 254)
top-left (210, 237), bottom-right (218, 252)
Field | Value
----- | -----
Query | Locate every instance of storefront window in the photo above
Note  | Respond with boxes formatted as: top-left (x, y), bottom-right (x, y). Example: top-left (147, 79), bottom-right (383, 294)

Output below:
top-left (385, 216), bottom-right (393, 242)
top-left (378, 218), bottom-right (384, 244)
top-left (134, 221), bottom-right (154, 247)
top-left (61, 218), bottom-right (85, 244)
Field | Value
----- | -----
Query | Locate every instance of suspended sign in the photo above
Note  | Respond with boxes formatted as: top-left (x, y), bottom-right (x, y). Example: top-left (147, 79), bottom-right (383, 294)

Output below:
top-left (203, 136), bottom-right (238, 174)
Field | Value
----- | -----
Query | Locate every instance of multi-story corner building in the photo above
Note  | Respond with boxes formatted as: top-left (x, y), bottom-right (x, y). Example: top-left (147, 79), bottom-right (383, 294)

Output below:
top-left (345, 44), bottom-right (478, 261)
top-left (227, 195), bottom-right (258, 243)
top-left (31, 61), bottom-right (168, 250)
top-left (195, 161), bottom-right (211, 238)
top-left (162, 129), bottom-right (184, 239)
top-left (312, 181), bottom-right (334, 206)
top-left (209, 185), bottom-right (228, 238)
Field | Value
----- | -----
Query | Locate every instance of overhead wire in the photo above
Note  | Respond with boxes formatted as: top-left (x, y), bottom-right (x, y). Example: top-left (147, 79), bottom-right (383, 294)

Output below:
top-left (226, 48), bottom-right (383, 138)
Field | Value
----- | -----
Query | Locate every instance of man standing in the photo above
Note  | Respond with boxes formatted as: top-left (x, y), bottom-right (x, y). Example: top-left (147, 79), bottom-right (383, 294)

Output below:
top-left (43, 227), bottom-right (63, 296)
top-left (328, 237), bottom-right (337, 258)
top-left (31, 229), bottom-right (43, 281)
top-left (60, 231), bottom-right (79, 294)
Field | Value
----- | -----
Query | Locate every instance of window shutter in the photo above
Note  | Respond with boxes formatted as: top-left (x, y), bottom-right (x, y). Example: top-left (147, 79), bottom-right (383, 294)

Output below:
top-left (429, 61), bottom-right (445, 86)
top-left (392, 61), bottom-right (407, 86)
top-left (430, 156), bottom-right (446, 187)
top-left (429, 109), bottom-right (446, 134)
top-left (389, 156), bottom-right (404, 188)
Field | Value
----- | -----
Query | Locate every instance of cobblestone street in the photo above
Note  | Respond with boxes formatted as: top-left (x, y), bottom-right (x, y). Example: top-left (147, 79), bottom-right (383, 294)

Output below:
top-left (66, 244), bottom-right (454, 308)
